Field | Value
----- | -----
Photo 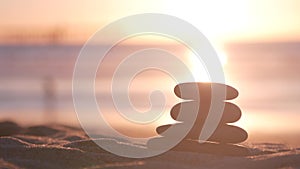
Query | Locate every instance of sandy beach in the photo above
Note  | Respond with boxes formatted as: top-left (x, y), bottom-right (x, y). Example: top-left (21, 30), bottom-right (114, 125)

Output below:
top-left (1, 0), bottom-right (300, 168)
top-left (0, 121), bottom-right (299, 169)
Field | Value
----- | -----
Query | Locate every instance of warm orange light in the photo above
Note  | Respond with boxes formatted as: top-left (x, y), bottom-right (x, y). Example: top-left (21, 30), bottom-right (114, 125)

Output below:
top-left (186, 49), bottom-right (227, 82)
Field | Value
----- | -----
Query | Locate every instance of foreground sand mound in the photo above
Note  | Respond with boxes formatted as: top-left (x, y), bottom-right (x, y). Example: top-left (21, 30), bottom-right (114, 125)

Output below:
top-left (0, 121), bottom-right (299, 169)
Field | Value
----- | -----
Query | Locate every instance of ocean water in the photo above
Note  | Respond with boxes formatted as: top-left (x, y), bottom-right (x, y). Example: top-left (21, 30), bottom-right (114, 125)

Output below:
top-left (223, 43), bottom-right (300, 146)
top-left (0, 42), bottom-right (299, 145)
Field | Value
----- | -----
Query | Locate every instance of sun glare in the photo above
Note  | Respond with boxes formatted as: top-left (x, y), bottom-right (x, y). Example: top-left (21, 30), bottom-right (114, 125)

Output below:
top-left (161, 0), bottom-right (251, 42)
top-left (186, 49), bottom-right (227, 82)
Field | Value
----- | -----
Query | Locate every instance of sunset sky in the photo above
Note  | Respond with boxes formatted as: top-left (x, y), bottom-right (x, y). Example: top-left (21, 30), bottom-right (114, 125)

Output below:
top-left (0, 0), bottom-right (300, 44)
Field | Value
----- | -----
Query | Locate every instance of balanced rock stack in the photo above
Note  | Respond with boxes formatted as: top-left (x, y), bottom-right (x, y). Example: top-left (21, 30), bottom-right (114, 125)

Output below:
top-left (147, 83), bottom-right (249, 156)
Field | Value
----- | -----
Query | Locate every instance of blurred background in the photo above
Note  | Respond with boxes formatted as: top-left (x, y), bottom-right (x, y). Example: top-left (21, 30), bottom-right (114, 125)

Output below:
top-left (0, 0), bottom-right (299, 146)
